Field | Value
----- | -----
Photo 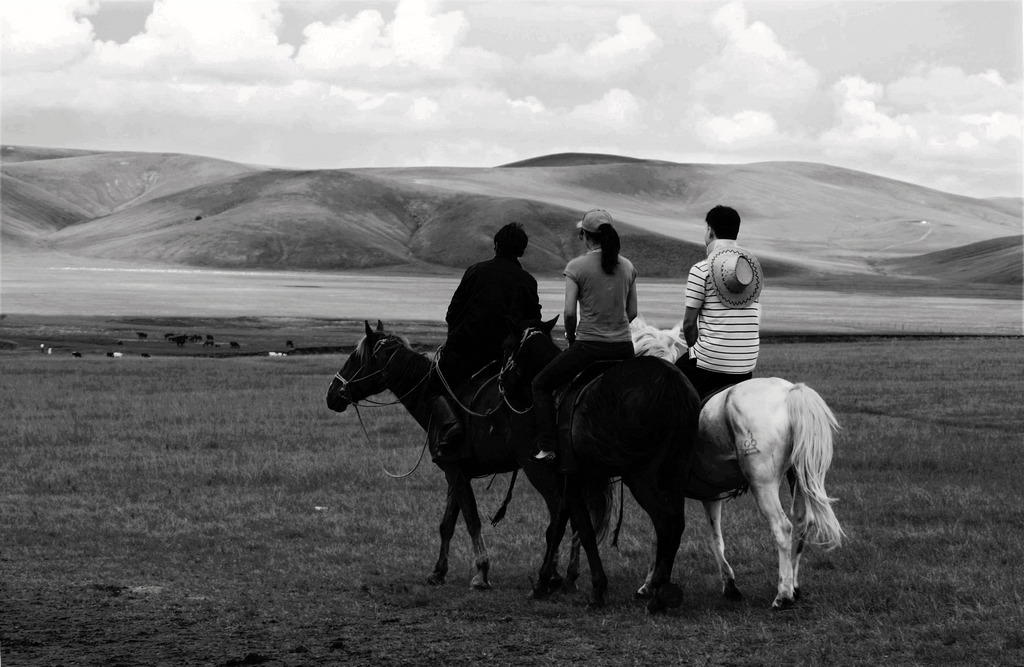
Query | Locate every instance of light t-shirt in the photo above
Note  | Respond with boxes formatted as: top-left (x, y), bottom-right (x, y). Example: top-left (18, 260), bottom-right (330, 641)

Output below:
top-left (564, 250), bottom-right (637, 343)
top-left (685, 240), bottom-right (760, 373)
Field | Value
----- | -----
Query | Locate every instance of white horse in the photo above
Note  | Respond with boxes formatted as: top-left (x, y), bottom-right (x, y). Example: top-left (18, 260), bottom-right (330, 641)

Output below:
top-left (629, 317), bottom-right (844, 609)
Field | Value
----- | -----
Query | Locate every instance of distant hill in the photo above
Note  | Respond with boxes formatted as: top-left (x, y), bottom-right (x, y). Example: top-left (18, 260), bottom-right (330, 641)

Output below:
top-left (499, 152), bottom-right (668, 168)
top-left (880, 235), bottom-right (1022, 285)
top-left (2, 146), bottom-right (1021, 295)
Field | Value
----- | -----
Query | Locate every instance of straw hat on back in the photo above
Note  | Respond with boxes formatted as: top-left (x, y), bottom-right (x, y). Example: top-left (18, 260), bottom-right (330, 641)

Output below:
top-left (708, 246), bottom-right (762, 308)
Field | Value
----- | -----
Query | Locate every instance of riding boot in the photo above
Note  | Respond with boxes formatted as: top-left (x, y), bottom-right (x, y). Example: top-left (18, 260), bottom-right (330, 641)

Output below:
top-left (430, 395), bottom-right (464, 462)
top-left (532, 389), bottom-right (558, 463)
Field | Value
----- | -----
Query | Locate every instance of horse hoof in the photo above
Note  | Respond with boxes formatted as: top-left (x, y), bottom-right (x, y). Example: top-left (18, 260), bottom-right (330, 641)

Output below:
top-left (656, 582), bottom-right (683, 609)
top-left (723, 580), bottom-right (743, 601)
top-left (634, 585), bottom-right (653, 600)
top-left (772, 596), bottom-right (797, 611)
top-left (793, 587), bottom-right (802, 601)
top-left (471, 580), bottom-right (492, 591)
top-left (529, 583), bottom-right (552, 600)
top-left (587, 598), bottom-right (605, 610)
top-left (548, 574), bottom-right (564, 592)
top-left (426, 574), bottom-right (445, 586)
top-left (646, 597), bottom-right (666, 615)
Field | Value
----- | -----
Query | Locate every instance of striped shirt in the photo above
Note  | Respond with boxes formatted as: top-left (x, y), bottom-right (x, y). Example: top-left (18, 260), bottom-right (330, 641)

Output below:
top-left (685, 240), bottom-right (760, 373)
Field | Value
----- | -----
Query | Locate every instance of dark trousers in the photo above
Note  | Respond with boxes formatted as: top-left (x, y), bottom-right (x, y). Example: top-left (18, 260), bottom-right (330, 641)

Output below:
top-left (675, 355), bottom-right (751, 401)
top-left (532, 340), bottom-right (635, 451)
top-left (427, 344), bottom-right (493, 461)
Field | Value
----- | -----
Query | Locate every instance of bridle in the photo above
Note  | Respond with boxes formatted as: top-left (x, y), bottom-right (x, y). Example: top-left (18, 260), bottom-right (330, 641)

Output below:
top-left (330, 327), bottom-right (549, 477)
top-left (495, 327), bottom-right (548, 415)
top-left (334, 334), bottom-right (430, 407)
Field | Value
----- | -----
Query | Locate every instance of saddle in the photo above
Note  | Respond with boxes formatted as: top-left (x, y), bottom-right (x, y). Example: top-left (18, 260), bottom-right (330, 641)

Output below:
top-left (553, 360), bottom-right (620, 472)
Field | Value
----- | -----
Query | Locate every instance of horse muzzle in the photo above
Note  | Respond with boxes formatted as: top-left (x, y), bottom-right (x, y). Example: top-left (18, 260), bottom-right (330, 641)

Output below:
top-left (326, 375), bottom-right (352, 413)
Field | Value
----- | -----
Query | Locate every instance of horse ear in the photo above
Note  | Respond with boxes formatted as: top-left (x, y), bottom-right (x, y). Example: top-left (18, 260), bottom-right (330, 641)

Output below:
top-left (364, 320), bottom-right (373, 337)
top-left (541, 316), bottom-right (559, 334)
top-left (376, 320), bottom-right (384, 332)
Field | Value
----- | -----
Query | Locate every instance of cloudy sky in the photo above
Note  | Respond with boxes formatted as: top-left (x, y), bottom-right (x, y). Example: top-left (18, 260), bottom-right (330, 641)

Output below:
top-left (2, 0), bottom-right (1021, 198)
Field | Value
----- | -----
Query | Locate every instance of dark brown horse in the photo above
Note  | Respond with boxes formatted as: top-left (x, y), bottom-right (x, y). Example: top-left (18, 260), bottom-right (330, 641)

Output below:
top-left (503, 319), bottom-right (701, 611)
top-left (325, 320), bottom-right (599, 591)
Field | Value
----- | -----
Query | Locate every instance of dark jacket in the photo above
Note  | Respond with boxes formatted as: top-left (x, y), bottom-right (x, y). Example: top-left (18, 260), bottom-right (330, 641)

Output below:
top-left (443, 254), bottom-right (542, 383)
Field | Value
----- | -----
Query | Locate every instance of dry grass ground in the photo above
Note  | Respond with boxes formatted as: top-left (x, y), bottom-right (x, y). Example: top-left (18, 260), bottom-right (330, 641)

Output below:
top-left (1, 335), bottom-right (1022, 666)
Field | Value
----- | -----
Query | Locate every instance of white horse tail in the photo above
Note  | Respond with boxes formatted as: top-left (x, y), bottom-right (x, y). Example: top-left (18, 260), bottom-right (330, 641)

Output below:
top-left (787, 383), bottom-right (845, 550)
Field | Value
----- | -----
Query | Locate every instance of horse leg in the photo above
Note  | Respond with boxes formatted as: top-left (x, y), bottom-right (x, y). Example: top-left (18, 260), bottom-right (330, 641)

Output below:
top-left (447, 469), bottom-right (492, 590)
top-left (565, 530), bottom-right (581, 591)
top-left (627, 479), bottom-right (685, 614)
top-left (703, 499), bottom-right (742, 600)
top-left (635, 529), bottom-right (656, 599)
top-left (787, 468), bottom-right (806, 601)
top-left (750, 478), bottom-right (797, 609)
top-left (532, 497), bottom-right (571, 599)
top-left (521, 464), bottom-right (571, 597)
top-left (565, 477), bottom-right (607, 608)
top-left (427, 483), bottom-right (461, 586)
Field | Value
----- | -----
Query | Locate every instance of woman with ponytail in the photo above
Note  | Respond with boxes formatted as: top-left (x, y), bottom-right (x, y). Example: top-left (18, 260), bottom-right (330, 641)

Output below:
top-left (532, 209), bottom-right (638, 468)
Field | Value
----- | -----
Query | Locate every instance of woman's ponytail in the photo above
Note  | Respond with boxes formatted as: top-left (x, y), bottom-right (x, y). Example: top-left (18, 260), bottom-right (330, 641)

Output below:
top-left (595, 224), bottom-right (620, 275)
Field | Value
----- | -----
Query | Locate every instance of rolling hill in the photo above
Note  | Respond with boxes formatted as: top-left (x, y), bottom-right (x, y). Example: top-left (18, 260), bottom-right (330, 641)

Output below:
top-left (2, 146), bottom-right (1020, 294)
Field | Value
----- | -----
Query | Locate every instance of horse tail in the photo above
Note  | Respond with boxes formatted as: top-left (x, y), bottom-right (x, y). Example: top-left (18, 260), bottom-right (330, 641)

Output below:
top-left (583, 478), bottom-right (616, 545)
top-left (787, 383), bottom-right (845, 550)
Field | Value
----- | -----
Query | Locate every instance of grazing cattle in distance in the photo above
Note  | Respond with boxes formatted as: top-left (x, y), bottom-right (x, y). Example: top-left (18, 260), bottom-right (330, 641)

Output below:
top-left (172, 335), bottom-right (188, 347)
top-left (206, 335), bottom-right (214, 342)
top-left (141, 353), bottom-right (151, 358)
top-left (203, 340), bottom-right (214, 347)
top-left (286, 340), bottom-right (294, 349)
top-left (229, 342), bottom-right (240, 349)
top-left (39, 344), bottom-right (45, 353)
top-left (117, 340), bottom-right (123, 345)
top-left (188, 334), bottom-right (203, 343)
top-left (72, 352), bottom-right (82, 358)
top-left (137, 332), bottom-right (148, 340)
top-left (164, 333), bottom-right (176, 340)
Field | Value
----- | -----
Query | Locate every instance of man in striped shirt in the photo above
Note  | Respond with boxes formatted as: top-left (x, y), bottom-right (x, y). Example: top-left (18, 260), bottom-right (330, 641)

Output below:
top-left (677, 205), bottom-right (762, 399)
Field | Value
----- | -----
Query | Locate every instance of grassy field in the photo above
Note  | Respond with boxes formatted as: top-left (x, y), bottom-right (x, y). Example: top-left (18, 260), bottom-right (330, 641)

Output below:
top-left (1, 336), bottom-right (1022, 666)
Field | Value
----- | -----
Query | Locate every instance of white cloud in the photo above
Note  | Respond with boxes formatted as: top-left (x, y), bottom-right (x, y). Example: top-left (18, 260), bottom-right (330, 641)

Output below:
top-left (1, 0), bottom-right (98, 73)
top-left (821, 73), bottom-right (1022, 160)
top-left (696, 109), bottom-right (780, 146)
top-left (887, 65), bottom-right (1021, 114)
top-left (408, 96), bottom-right (440, 122)
top-left (294, 0), bottom-right (505, 83)
top-left (89, 0), bottom-right (295, 79)
top-left (961, 112), bottom-right (1022, 142)
top-left (689, 2), bottom-right (819, 113)
top-left (529, 14), bottom-right (661, 78)
top-left (296, 0), bottom-right (467, 71)
top-left (823, 76), bottom-right (919, 147)
top-left (566, 89), bottom-right (643, 130)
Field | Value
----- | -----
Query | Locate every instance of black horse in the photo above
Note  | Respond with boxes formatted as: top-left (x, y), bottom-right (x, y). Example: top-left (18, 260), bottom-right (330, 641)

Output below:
top-left (325, 320), bottom-right (604, 590)
top-left (503, 318), bottom-right (701, 611)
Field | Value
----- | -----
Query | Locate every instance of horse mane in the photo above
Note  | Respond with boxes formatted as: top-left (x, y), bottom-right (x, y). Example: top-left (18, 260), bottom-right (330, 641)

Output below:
top-left (630, 316), bottom-right (687, 363)
top-left (355, 332), bottom-right (412, 361)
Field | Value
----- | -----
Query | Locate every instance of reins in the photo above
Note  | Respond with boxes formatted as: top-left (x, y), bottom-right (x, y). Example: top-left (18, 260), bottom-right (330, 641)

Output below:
top-left (340, 335), bottom-right (432, 478)
top-left (337, 333), bottom-right (531, 478)
top-left (352, 401), bottom-right (429, 478)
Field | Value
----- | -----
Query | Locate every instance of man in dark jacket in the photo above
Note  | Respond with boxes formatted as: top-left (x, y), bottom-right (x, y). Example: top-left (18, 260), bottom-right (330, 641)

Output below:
top-left (430, 222), bottom-right (542, 461)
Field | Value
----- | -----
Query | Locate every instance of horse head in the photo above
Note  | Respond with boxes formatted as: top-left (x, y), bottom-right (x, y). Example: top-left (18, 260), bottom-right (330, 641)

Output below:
top-left (630, 316), bottom-right (688, 363)
top-left (326, 319), bottom-right (405, 412)
top-left (499, 316), bottom-right (560, 392)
